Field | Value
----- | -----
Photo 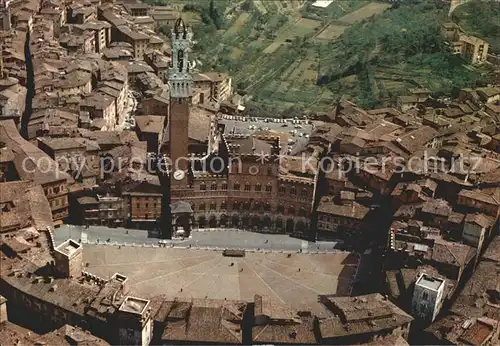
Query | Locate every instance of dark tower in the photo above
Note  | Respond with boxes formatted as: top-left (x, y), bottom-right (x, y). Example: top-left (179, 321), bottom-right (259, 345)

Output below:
top-left (158, 18), bottom-right (192, 239)
top-left (168, 18), bottom-right (192, 194)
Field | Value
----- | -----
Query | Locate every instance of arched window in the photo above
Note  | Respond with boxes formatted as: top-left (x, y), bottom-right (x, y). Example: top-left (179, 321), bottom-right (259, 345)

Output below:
top-left (233, 182), bottom-right (240, 190)
top-left (199, 203), bottom-right (206, 211)
top-left (264, 203), bottom-right (271, 212)
top-left (232, 202), bottom-right (240, 211)
top-left (177, 50), bottom-right (184, 72)
top-left (265, 184), bottom-right (272, 192)
top-left (255, 183), bottom-right (262, 192)
top-left (221, 182), bottom-right (228, 190)
top-left (253, 202), bottom-right (260, 212)
top-left (290, 187), bottom-right (297, 195)
top-left (220, 202), bottom-right (227, 210)
top-left (301, 188), bottom-right (308, 197)
top-left (288, 206), bottom-right (295, 215)
top-left (279, 185), bottom-right (286, 194)
top-left (243, 201), bottom-right (251, 211)
top-left (277, 204), bottom-right (284, 214)
top-left (244, 182), bottom-right (251, 191)
top-left (211, 182), bottom-right (217, 191)
top-left (210, 202), bottom-right (216, 211)
top-left (200, 182), bottom-right (206, 191)
top-left (299, 207), bottom-right (307, 217)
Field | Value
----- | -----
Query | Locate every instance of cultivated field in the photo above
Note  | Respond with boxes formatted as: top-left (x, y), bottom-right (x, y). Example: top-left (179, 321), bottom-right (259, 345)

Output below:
top-left (263, 18), bottom-right (322, 54)
top-left (177, 0), bottom-right (394, 111)
top-left (337, 2), bottom-right (392, 24)
top-left (224, 12), bottom-right (250, 37)
top-left (315, 23), bottom-right (347, 41)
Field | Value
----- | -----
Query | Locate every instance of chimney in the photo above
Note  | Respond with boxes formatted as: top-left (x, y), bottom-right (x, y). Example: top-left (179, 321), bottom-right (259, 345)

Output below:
top-left (339, 191), bottom-right (355, 206)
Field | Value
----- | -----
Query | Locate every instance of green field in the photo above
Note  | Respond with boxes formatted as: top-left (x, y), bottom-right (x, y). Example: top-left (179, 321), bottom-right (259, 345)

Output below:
top-left (187, 0), bottom-right (399, 112)
top-left (169, 0), bottom-right (491, 114)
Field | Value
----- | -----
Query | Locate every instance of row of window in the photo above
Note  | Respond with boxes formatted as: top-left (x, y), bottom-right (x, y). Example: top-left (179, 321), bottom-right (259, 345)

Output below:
top-left (136, 203), bottom-right (160, 209)
top-left (140, 213), bottom-right (161, 220)
top-left (137, 196), bottom-right (161, 200)
top-left (199, 182), bottom-right (310, 196)
top-left (50, 197), bottom-right (67, 209)
top-left (319, 215), bottom-right (357, 226)
top-left (201, 182), bottom-right (274, 192)
top-left (44, 185), bottom-right (65, 196)
top-left (196, 202), bottom-right (307, 216)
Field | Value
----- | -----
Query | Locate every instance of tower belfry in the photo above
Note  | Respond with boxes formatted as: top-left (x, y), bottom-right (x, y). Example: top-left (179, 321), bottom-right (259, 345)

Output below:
top-left (169, 18), bottom-right (192, 99)
top-left (167, 17), bottom-right (191, 191)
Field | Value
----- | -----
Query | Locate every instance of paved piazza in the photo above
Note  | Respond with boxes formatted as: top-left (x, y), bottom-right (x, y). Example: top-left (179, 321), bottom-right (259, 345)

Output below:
top-left (83, 245), bottom-right (358, 316)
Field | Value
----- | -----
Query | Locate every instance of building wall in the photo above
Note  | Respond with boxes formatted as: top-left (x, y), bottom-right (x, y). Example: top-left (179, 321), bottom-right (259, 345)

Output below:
top-left (142, 318), bottom-right (152, 346)
top-left (169, 99), bottom-right (190, 188)
top-left (116, 81), bottom-right (129, 124)
top-left (54, 249), bottom-right (83, 279)
top-left (141, 98), bottom-right (168, 115)
top-left (133, 39), bottom-right (148, 60)
top-left (60, 79), bottom-right (92, 97)
top-left (457, 195), bottom-right (498, 217)
top-left (0, 299), bottom-right (7, 324)
top-left (0, 282), bottom-right (84, 332)
top-left (129, 194), bottom-right (162, 221)
top-left (411, 278), bottom-right (444, 322)
top-left (462, 222), bottom-right (485, 249)
top-left (43, 180), bottom-right (69, 222)
top-left (462, 40), bottom-right (489, 64)
top-left (317, 212), bottom-right (363, 235)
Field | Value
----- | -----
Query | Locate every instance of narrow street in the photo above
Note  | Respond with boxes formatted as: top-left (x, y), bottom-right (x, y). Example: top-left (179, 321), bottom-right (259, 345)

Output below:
top-left (116, 89), bottom-right (137, 131)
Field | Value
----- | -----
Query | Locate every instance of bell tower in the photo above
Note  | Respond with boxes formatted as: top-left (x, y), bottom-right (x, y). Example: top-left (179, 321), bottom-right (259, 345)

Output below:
top-left (168, 18), bottom-right (192, 190)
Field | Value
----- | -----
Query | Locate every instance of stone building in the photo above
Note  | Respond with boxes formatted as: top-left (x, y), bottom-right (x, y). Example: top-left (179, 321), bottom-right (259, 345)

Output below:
top-left (411, 273), bottom-right (446, 323)
top-left (0, 120), bottom-right (70, 225)
top-left (318, 294), bottom-right (413, 344)
top-left (54, 239), bottom-right (83, 279)
top-left (150, 19), bottom-right (319, 237)
top-left (316, 194), bottom-right (370, 241)
top-left (440, 22), bottom-right (489, 65)
top-left (117, 296), bottom-right (152, 346)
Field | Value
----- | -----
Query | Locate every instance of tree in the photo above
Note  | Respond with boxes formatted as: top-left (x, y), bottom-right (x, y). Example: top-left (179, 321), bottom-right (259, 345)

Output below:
top-left (241, 0), bottom-right (251, 11)
top-left (209, 0), bottom-right (222, 29)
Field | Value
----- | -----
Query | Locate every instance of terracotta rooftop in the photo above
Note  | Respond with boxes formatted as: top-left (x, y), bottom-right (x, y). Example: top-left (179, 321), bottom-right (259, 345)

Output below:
top-left (317, 196), bottom-right (369, 220)
top-left (1, 119), bottom-right (70, 185)
top-left (482, 236), bottom-right (500, 263)
top-left (37, 137), bottom-right (87, 151)
top-left (135, 115), bottom-right (164, 134)
top-left (159, 298), bottom-right (247, 344)
top-left (0, 321), bottom-right (110, 346)
top-left (450, 254), bottom-right (500, 319)
top-left (319, 294), bottom-right (413, 339)
top-left (431, 239), bottom-right (476, 269)
top-left (459, 188), bottom-right (500, 206)
top-left (465, 213), bottom-right (496, 228)
top-left (252, 314), bottom-right (317, 344)
top-left (0, 180), bottom-right (53, 232)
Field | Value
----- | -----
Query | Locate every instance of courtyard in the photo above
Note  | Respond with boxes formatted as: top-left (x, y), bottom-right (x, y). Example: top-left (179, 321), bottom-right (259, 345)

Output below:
top-left (82, 245), bottom-right (358, 317)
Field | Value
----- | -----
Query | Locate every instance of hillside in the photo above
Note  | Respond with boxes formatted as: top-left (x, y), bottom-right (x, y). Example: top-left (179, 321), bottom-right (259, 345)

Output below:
top-left (452, 0), bottom-right (500, 53)
top-left (171, 0), bottom-right (492, 114)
